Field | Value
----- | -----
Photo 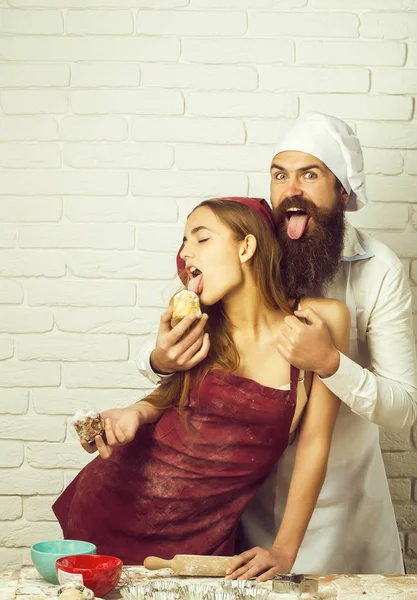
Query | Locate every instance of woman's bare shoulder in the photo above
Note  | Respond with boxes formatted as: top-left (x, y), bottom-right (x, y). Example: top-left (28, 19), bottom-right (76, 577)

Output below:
top-left (300, 297), bottom-right (350, 327)
top-left (299, 298), bottom-right (350, 354)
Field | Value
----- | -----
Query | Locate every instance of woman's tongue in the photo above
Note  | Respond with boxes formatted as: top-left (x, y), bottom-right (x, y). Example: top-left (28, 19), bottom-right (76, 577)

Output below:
top-left (287, 214), bottom-right (310, 240)
top-left (187, 273), bottom-right (203, 295)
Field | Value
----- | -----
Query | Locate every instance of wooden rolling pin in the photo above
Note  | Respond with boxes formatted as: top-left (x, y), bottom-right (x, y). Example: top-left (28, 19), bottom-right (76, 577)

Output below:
top-left (144, 554), bottom-right (232, 577)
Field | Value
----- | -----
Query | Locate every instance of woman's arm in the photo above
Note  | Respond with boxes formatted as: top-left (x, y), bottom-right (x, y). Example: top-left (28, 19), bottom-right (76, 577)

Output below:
top-left (226, 299), bottom-right (350, 580)
top-left (81, 400), bottom-right (165, 460)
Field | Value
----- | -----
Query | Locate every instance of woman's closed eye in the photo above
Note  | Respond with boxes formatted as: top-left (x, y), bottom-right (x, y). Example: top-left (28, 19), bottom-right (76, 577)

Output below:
top-left (198, 238), bottom-right (210, 243)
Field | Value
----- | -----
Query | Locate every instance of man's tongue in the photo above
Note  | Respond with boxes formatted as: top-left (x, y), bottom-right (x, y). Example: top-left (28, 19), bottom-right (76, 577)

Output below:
top-left (287, 214), bottom-right (310, 240)
top-left (187, 273), bottom-right (203, 295)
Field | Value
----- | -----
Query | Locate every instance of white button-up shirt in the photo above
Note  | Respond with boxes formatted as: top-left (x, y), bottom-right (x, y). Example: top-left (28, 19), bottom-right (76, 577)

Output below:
top-left (321, 221), bottom-right (417, 431)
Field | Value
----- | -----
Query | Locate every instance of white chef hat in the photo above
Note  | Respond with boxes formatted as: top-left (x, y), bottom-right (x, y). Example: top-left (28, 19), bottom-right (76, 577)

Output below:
top-left (273, 112), bottom-right (367, 211)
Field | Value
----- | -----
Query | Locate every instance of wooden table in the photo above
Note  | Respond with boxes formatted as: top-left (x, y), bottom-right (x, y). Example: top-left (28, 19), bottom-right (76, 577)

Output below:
top-left (2, 567), bottom-right (417, 600)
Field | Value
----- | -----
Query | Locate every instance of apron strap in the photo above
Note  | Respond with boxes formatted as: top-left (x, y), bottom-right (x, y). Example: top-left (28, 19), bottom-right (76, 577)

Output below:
top-left (343, 261), bottom-right (358, 358)
top-left (290, 364), bottom-right (300, 393)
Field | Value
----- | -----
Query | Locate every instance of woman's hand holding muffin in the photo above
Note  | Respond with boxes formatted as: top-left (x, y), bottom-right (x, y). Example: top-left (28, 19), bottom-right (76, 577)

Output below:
top-left (80, 407), bottom-right (142, 458)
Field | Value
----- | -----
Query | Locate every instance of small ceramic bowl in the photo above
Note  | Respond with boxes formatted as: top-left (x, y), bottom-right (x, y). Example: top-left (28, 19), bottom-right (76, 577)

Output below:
top-left (56, 554), bottom-right (123, 597)
top-left (31, 540), bottom-right (96, 584)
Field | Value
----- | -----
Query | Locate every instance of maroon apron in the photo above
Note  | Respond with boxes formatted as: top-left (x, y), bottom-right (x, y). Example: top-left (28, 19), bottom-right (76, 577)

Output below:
top-left (53, 367), bottom-right (298, 564)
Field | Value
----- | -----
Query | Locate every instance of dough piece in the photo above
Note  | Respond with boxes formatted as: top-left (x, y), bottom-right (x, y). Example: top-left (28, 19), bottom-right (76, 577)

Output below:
top-left (72, 408), bottom-right (105, 443)
top-left (58, 583), bottom-right (94, 600)
top-left (170, 290), bottom-right (202, 328)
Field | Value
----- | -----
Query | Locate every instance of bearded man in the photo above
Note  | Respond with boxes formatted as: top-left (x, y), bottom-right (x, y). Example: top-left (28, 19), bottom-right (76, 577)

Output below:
top-left (137, 112), bottom-right (417, 574)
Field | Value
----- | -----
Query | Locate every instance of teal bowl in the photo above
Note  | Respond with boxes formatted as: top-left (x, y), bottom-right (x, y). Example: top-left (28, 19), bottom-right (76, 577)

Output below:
top-left (31, 540), bottom-right (96, 584)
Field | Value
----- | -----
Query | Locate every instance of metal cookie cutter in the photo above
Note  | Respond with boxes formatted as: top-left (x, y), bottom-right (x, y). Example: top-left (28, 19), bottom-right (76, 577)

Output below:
top-left (272, 573), bottom-right (318, 597)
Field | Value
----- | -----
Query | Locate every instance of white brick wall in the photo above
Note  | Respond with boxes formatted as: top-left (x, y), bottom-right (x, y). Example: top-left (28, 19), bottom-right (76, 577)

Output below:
top-left (0, 0), bottom-right (416, 573)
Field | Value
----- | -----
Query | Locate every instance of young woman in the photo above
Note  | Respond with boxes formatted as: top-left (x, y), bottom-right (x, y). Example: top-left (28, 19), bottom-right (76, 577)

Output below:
top-left (53, 197), bottom-right (350, 580)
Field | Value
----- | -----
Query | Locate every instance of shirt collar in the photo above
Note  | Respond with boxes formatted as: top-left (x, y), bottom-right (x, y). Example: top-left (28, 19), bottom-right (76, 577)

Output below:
top-left (341, 221), bottom-right (375, 263)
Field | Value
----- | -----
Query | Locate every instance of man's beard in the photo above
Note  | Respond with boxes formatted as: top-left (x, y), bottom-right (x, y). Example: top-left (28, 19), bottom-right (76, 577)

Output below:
top-left (273, 195), bottom-right (345, 301)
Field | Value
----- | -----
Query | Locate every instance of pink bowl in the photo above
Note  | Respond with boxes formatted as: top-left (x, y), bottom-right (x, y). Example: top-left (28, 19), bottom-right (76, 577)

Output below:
top-left (56, 554), bottom-right (123, 597)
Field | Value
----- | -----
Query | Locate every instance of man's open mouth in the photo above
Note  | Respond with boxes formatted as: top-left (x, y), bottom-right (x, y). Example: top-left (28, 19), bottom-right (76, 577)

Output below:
top-left (286, 208), bottom-right (312, 240)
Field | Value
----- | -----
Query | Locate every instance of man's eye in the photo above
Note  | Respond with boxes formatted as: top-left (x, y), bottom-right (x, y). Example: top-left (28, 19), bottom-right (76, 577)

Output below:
top-left (305, 172), bottom-right (316, 180)
top-left (275, 173), bottom-right (286, 180)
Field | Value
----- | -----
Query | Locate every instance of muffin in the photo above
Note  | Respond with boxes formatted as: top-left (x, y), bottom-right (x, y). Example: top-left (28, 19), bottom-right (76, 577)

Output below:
top-left (170, 290), bottom-right (202, 328)
top-left (72, 408), bottom-right (105, 444)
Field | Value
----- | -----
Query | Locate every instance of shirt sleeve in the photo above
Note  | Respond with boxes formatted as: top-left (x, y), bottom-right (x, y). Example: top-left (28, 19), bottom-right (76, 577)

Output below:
top-left (136, 342), bottom-right (174, 386)
top-left (320, 266), bottom-right (417, 432)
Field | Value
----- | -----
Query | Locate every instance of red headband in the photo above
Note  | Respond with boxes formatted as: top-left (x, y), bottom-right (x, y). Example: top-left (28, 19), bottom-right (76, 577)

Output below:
top-left (176, 197), bottom-right (275, 285)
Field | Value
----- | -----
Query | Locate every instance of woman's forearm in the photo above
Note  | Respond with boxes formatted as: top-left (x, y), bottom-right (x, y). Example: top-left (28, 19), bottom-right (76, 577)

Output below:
top-left (130, 400), bottom-right (164, 425)
top-left (272, 439), bottom-right (330, 561)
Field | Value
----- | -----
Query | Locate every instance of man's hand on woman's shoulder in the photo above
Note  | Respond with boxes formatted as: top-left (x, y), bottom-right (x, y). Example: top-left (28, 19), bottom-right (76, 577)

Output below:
top-left (276, 298), bottom-right (351, 378)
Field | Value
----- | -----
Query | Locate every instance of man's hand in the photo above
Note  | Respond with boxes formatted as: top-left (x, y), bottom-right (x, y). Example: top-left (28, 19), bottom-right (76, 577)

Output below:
top-left (150, 307), bottom-right (210, 375)
top-left (277, 307), bottom-right (340, 378)
top-left (225, 546), bottom-right (295, 582)
top-left (81, 407), bottom-right (141, 460)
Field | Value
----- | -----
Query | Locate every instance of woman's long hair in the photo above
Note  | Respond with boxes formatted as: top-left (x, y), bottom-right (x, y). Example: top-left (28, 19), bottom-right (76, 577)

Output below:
top-left (141, 199), bottom-right (292, 421)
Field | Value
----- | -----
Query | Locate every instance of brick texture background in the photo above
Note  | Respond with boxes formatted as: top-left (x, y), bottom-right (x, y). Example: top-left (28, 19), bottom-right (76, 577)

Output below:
top-left (0, 0), bottom-right (416, 573)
